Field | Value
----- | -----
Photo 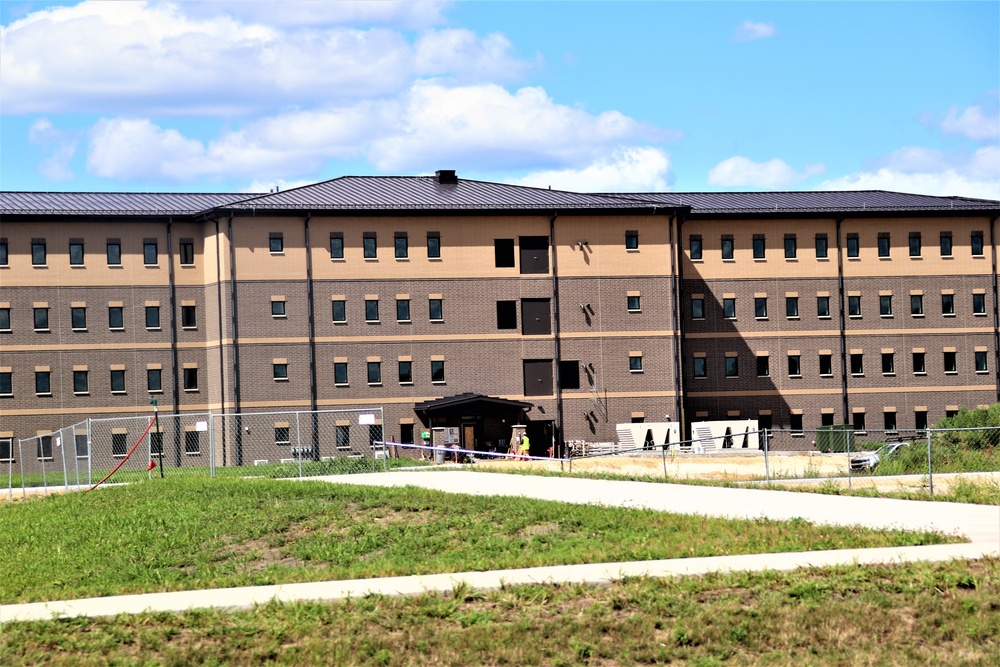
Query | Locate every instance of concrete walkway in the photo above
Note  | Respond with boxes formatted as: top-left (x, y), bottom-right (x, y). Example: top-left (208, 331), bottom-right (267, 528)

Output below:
top-left (3, 470), bottom-right (998, 623)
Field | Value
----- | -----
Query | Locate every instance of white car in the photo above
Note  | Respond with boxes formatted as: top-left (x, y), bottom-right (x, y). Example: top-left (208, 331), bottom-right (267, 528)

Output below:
top-left (849, 442), bottom-right (909, 472)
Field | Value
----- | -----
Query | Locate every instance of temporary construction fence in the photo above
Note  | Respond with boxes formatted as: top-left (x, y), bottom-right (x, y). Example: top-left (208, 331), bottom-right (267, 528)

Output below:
top-left (5, 407), bottom-right (389, 500)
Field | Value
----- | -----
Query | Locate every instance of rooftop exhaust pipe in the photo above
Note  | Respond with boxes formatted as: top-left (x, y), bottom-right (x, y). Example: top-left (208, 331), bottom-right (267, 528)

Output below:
top-left (436, 169), bottom-right (458, 184)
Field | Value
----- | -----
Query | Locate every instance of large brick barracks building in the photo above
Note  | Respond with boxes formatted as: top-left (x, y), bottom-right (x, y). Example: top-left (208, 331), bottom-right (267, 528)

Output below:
top-left (2, 171), bottom-right (998, 464)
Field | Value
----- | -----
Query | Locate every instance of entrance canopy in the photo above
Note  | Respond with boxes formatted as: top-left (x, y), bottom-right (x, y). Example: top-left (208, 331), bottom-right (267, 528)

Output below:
top-left (414, 393), bottom-right (532, 419)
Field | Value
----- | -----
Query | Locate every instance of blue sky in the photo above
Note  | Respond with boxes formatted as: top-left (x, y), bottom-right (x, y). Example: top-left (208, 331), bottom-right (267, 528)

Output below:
top-left (1, 1), bottom-right (997, 197)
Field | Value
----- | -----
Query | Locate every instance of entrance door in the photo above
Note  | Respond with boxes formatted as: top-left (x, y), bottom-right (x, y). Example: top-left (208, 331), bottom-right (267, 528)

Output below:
top-left (462, 424), bottom-right (476, 451)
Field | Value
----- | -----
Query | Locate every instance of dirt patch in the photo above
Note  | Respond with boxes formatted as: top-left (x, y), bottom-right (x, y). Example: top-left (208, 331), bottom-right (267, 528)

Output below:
top-left (519, 522), bottom-right (560, 539)
top-left (218, 534), bottom-right (306, 573)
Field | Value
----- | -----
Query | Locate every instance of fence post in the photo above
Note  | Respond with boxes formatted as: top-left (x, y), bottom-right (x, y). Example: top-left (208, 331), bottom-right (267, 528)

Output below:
top-left (295, 412), bottom-right (304, 479)
top-left (147, 417), bottom-right (154, 480)
top-left (59, 432), bottom-right (68, 493)
top-left (763, 429), bottom-right (770, 484)
top-left (208, 411), bottom-right (216, 478)
top-left (87, 418), bottom-right (93, 487)
top-left (846, 428), bottom-right (852, 490)
top-left (18, 438), bottom-right (26, 500)
top-left (926, 428), bottom-right (934, 496)
top-left (661, 441), bottom-right (668, 479)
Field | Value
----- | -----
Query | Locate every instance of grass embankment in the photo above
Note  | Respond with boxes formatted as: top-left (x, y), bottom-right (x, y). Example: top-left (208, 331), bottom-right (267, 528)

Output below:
top-left (4, 559), bottom-right (998, 666)
top-left (0, 477), bottom-right (957, 605)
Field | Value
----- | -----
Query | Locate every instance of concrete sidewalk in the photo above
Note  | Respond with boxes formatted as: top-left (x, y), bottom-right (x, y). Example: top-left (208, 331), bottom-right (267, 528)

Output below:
top-left (3, 471), bottom-right (998, 623)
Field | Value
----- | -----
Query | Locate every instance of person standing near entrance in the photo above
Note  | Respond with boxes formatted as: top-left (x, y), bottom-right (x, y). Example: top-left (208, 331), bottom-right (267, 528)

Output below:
top-left (518, 433), bottom-right (531, 460)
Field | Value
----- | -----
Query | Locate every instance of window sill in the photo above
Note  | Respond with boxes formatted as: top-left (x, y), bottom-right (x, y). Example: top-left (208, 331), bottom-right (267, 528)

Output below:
top-left (974, 313), bottom-right (988, 317)
top-left (878, 256), bottom-right (891, 260)
top-left (690, 258), bottom-right (704, 263)
top-left (364, 257), bottom-right (379, 262)
top-left (36, 393), bottom-right (52, 397)
top-left (820, 373), bottom-right (833, 378)
top-left (941, 255), bottom-right (953, 260)
top-left (753, 258), bottom-right (767, 262)
top-left (851, 374), bottom-right (864, 378)
top-left (333, 321), bottom-right (348, 325)
top-left (182, 326), bottom-right (197, 331)
top-left (185, 452), bottom-right (201, 457)
top-left (911, 314), bottom-right (924, 318)
top-left (270, 252), bottom-right (284, 256)
top-left (70, 264), bottom-right (86, 269)
top-left (848, 316), bottom-right (862, 320)
top-left (818, 316), bottom-right (832, 320)
top-left (430, 319), bottom-right (444, 323)
top-left (183, 388), bottom-right (199, 393)
top-left (880, 315), bottom-right (893, 319)
top-left (786, 316), bottom-right (800, 321)
top-left (0, 329), bottom-right (10, 333)
top-left (625, 248), bottom-right (640, 253)
top-left (944, 372), bottom-right (958, 375)
top-left (0, 394), bottom-right (12, 398)
top-left (335, 383), bottom-right (349, 388)
top-left (785, 257), bottom-right (798, 262)
top-left (74, 392), bottom-right (89, 396)
top-left (32, 264), bottom-right (48, 268)
top-left (399, 382), bottom-right (414, 386)
top-left (914, 372), bottom-right (927, 376)
top-left (272, 315), bottom-right (287, 320)
top-left (943, 314), bottom-right (956, 318)
top-left (428, 257), bottom-right (443, 261)
top-left (148, 389), bottom-right (163, 394)
top-left (816, 257), bottom-right (830, 261)
top-left (693, 376), bottom-right (708, 380)
top-left (274, 378), bottom-right (289, 383)
top-left (755, 317), bottom-right (768, 321)
top-left (111, 391), bottom-right (126, 395)
top-left (630, 370), bottom-right (644, 374)
top-left (395, 257), bottom-right (409, 262)
top-left (146, 327), bottom-right (162, 331)
top-left (847, 257), bottom-right (861, 261)
top-left (883, 373), bottom-right (896, 377)
top-left (108, 263), bottom-right (123, 268)
top-left (34, 329), bottom-right (50, 333)
top-left (791, 433), bottom-right (805, 437)
top-left (627, 310), bottom-right (641, 314)
top-left (144, 264), bottom-right (158, 268)
top-left (432, 381), bottom-right (446, 385)
top-left (331, 257), bottom-right (346, 262)
top-left (692, 317), bottom-right (705, 321)
top-left (976, 370), bottom-right (989, 375)
top-left (110, 327), bottom-right (125, 331)
top-left (368, 382), bottom-right (383, 387)
top-left (788, 374), bottom-right (802, 379)
top-left (180, 263), bottom-right (195, 268)
top-left (397, 320), bottom-right (411, 324)
top-left (722, 258), bottom-right (735, 262)
top-left (366, 320), bottom-right (380, 325)
top-left (72, 328), bottom-right (87, 332)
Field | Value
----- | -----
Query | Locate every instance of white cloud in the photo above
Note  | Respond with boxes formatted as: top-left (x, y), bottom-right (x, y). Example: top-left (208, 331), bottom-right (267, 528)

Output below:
top-left (177, 0), bottom-right (449, 29)
top-left (28, 118), bottom-right (77, 181)
top-left (241, 178), bottom-right (318, 194)
top-left (0, 1), bottom-right (527, 115)
top-left (511, 147), bottom-right (671, 192)
top-left (940, 104), bottom-right (1000, 141)
top-left (87, 118), bottom-right (204, 180)
top-left (733, 20), bottom-right (776, 42)
top-left (818, 146), bottom-right (1000, 200)
top-left (707, 156), bottom-right (826, 188)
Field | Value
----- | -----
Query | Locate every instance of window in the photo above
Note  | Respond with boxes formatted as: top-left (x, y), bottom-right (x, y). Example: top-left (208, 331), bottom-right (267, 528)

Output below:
top-left (785, 297), bottom-right (799, 318)
top-left (853, 412), bottom-right (866, 434)
top-left (271, 300), bottom-right (286, 318)
top-left (784, 236), bottom-right (797, 259)
top-left (788, 355), bottom-right (801, 377)
top-left (790, 414), bottom-right (803, 435)
top-left (975, 351), bottom-right (988, 373)
top-left (882, 353), bottom-right (895, 375)
top-left (396, 299), bottom-right (411, 322)
top-left (752, 235), bottom-right (765, 259)
top-left (630, 354), bottom-right (644, 373)
top-left (877, 233), bottom-right (890, 258)
top-left (431, 360), bottom-right (445, 383)
top-left (817, 296), bottom-right (830, 318)
top-left (689, 235), bottom-right (702, 260)
top-left (143, 241), bottom-right (158, 265)
top-left (428, 298), bottom-right (443, 321)
top-left (846, 234), bottom-right (859, 258)
top-left (724, 356), bottom-right (738, 377)
top-left (36, 435), bottom-right (56, 460)
top-left (559, 360), bottom-right (580, 389)
top-left (0, 371), bottom-right (11, 396)
top-left (850, 353), bottom-right (864, 375)
top-left (367, 361), bottom-right (382, 385)
top-left (35, 371), bottom-right (51, 395)
top-left (0, 308), bottom-right (8, 333)
top-left (73, 370), bottom-right (89, 394)
top-left (973, 293), bottom-right (986, 315)
top-left (879, 295), bottom-right (892, 317)
top-left (394, 233), bottom-right (408, 259)
top-left (913, 352), bottom-right (926, 374)
top-left (369, 424), bottom-right (383, 450)
top-left (815, 234), bottom-right (828, 259)
top-left (109, 306), bottom-right (124, 330)
top-left (71, 306), bottom-right (87, 330)
top-left (691, 298), bottom-right (704, 319)
top-left (32, 240), bottom-right (46, 266)
top-left (183, 367), bottom-right (198, 391)
top-left (497, 301), bottom-right (517, 329)
top-left (943, 351), bottom-right (957, 374)
top-left (336, 425), bottom-right (351, 450)
top-left (34, 307), bottom-right (49, 331)
top-left (913, 410), bottom-right (928, 431)
top-left (185, 431), bottom-right (200, 455)
top-left (971, 232), bottom-right (984, 257)
top-left (365, 299), bottom-right (379, 322)
top-left (884, 412), bottom-right (897, 433)
top-left (112, 433), bottom-right (127, 458)
top-left (334, 362), bottom-right (348, 385)
top-left (275, 426), bottom-right (290, 446)
top-left (910, 295), bottom-right (924, 316)
top-left (0, 437), bottom-right (13, 461)
top-left (909, 233), bottom-right (921, 257)
top-left (0, 238), bottom-right (6, 266)
top-left (400, 423), bottom-right (414, 444)
top-left (625, 230), bottom-right (639, 250)
top-left (145, 306), bottom-right (160, 329)
top-left (721, 235), bottom-right (734, 260)
top-left (946, 408), bottom-right (959, 419)
top-left (940, 233), bottom-right (953, 257)
top-left (398, 360), bottom-right (412, 384)
top-left (756, 356), bottom-right (769, 377)
top-left (427, 232), bottom-right (441, 259)
top-left (332, 300), bottom-right (346, 323)
top-left (627, 295), bottom-right (641, 312)
top-left (819, 354), bottom-right (833, 376)
top-left (179, 240), bottom-right (195, 265)
top-left (723, 298), bottom-right (736, 319)
top-left (821, 413), bottom-right (835, 427)
top-left (848, 296), bottom-right (861, 317)
top-left (181, 305), bottom-right (196, 328)
top-left (150, 432), bottom-right (164, 456)
top-left (107, 240), bottom-right (121, 266)
top-left (363, 232), bottom-right (377, 259)
top-left (269, 233), bottom-right (284, 253)
top-left (111, 369), bottom-right (126, 393)
top-left (147, 368), bottom-right (162, 392)
top-left (520, 236), bottom-right (549, 273)
top-left (495, 239), bottom-right (515, 267)
top-left (754, 297), bottom-right (767, 319)
top-left (69, 241), bottom-right (84, 266)
top-left (273, 363), bottom-right (288, 381)
top-left (942, 293), bottom-right (955, 316)
top-left (330, 233), bottom-right (344, 259)
top-left (693, 357), bottom-right (707, 378)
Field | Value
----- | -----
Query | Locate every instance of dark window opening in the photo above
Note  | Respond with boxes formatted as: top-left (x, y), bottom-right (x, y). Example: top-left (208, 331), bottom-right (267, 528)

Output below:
top-left (179, 240), bottom-right (195, 265)
top-left (559, 360), bottom-right (580, 389)
top-left (497, 301), bottom-right (517, 329)
top-left (494, 239), bottom-right (515, 267)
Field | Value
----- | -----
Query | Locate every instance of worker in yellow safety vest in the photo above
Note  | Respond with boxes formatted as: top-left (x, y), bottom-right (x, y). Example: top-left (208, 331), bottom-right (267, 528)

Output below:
top-left (518, 434), bottom-right (531, 460)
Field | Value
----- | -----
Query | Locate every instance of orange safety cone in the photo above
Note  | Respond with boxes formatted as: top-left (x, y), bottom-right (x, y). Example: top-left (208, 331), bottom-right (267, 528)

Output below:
top-left (147, 460), bottom-right (157, 471)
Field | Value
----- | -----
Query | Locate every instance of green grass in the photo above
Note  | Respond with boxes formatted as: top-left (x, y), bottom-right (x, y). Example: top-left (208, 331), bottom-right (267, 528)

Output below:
top-left (0, 477), bottom-right (958, 605)
top-left (3, 558), bottom-right (998, 666)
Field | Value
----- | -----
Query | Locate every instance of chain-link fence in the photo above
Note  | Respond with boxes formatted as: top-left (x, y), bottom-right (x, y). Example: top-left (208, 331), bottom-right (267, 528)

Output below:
top-left (5, 407), bottom-right (393, 500)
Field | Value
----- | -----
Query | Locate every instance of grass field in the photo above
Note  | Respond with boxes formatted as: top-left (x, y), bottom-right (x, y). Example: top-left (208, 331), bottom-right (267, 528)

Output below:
top-left (3, 558), bottom-right (998, 666)
top-left (0, 477), bottom-right (959, 605)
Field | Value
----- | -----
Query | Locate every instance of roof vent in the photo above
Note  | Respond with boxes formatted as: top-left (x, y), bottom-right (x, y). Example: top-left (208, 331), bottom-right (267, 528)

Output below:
top-left (436, 170), bottom-right (458, 185)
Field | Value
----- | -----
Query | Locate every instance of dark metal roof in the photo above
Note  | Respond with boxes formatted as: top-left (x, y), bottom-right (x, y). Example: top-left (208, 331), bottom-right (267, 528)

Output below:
top-left (0, 191), bottom-right (248, 216)
top-left (216, 175), bottom-right (653, 213)
top-left (414, 392), bottom-right (533, 414)
top-left (606, 190), bottom-right (1000, 214)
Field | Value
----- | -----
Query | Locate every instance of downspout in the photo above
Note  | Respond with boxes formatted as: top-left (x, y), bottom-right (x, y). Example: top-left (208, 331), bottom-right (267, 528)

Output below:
top-left (670, 212), bottom-right (686, 439)
top-left (304, 213), bottom-right (320, 459)
top-left (549, 212), bottom-right (565, 457)
top-left (836, 218), bottom-right (849, 425)
top-left (227, 214), bottom-right (243, 465)
top-left (166, 218), bottom-right (181, 466)
top-left (990, 216), bottom-right (1000, 402)
top-left (214, 217), bottom-right (227, 467)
